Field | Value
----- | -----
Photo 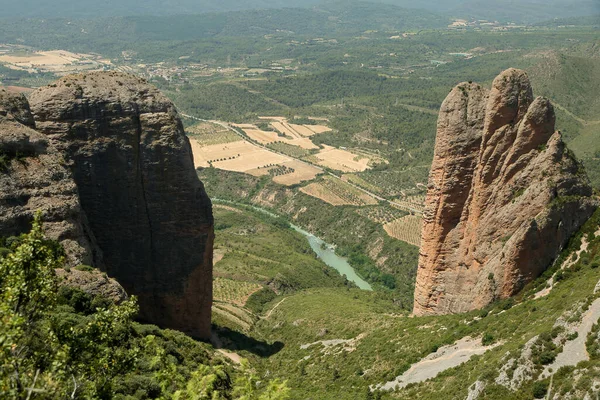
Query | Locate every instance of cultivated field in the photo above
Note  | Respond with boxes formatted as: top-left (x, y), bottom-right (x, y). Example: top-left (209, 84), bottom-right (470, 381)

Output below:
top-left (258, 116), bottom-right (330, 137)
top-left (342, 173), bottom-right (384, 195)
top-left (267, 142), bottom-right (312, 158)
top-left (190, 139), bottom-right (289, 170)
top-left (394, 194), bottom-right (426, 213)
top-left (213, 277), bottom-right (262, 306)
top-left (187, 122), bottom-right (239, 145)
top-left (243, 127), bottom-right (317, 150)
top-left (272, 160), bottom-right (321, 185)
top-left (383, 215), bottom-right (422, 246)
top-left (354, 206), bottom-right (408, 224)
top-left (300, 176), bottom-right (378, 206)
top-left (300, 182), bottom-right (350, 206)
top-left (306, 124), bottom-right (332, 134)
top-left (190, 136), bottom-right (318, 185)
top-left (315, 145), bottom-right (371, 172)
top-left (0, 50), bottom-right (110, 74)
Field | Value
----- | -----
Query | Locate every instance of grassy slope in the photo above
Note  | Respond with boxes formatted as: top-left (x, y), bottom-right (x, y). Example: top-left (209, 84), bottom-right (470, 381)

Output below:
top-left (245, 210), bottom-right (600, 399)
top-left (213, 205), bottom-right (352, 290)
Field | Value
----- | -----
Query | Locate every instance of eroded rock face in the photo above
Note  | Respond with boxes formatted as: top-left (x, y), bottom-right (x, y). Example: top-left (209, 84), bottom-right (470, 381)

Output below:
top-left (0, 90), bottom-right (98, 267)
top-left (413, 69), bottom-right (597, 316)
top-left (29, 72), bottom-right (213, 339)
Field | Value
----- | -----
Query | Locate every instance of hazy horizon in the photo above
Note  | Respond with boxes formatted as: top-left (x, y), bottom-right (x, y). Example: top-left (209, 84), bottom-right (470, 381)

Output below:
top-left (1, 0), bottom-right (598, 23)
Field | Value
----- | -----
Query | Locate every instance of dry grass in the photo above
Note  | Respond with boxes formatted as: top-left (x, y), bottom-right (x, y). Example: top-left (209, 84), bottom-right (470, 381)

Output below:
top-left (190, 139), bottom-right (290, 171)
top-left (306, 124), bottom-right (332, 134)
top-left (272, 160), bottom-right (321, 185)
top-left (243, 126), bottom-right (318, 149)
top-left (0, 50), bottom-right (109, 73)
top-left (300, 182), bottom-right (350, 206)
top-left (383, 215), bottom-right (422, 246)
top-left (315, 145), bottom-right (371, 172)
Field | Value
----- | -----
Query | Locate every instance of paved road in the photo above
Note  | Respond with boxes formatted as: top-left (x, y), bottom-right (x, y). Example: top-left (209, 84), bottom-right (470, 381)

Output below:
top-left (180, 112), bottom-right (423, 215)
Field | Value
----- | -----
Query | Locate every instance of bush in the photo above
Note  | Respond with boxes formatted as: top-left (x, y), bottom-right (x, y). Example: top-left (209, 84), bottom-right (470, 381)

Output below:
top-left (533, 380), bottom-right (549, 398)
top-left (245, 287), bottom-right (277, 314)
top-left (482, 332), bottom-right (495, 346)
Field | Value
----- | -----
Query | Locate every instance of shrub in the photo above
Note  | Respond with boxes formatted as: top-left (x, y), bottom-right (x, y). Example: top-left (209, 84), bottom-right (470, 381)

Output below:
top-left (533, 380), bottom-right (549, 398)
top-left (482, 332), bottom-right (495, 346)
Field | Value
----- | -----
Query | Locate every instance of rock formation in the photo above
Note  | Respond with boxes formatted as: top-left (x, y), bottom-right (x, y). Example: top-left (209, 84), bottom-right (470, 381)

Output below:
top-left (26, 72), bottom-right (214, 339)
top-left (413, 68), bottom-right (597, 316)
top-left (0, 73), bottom-right (213, 340)
top-left (0, 88), bottom-right (98, 267)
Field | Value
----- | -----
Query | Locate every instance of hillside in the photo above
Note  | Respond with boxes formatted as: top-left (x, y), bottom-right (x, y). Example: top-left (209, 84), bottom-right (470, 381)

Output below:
top-left (247, 212), bottom-right (600, 398)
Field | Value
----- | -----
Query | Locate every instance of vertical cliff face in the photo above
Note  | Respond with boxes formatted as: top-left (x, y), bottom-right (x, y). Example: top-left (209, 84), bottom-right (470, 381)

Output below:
top-left (413, 69), bottom-right (597, 316)
top-left (29, 72), bottom-right (214, 339)
top-left (0, 88), bottom-right (98, 267)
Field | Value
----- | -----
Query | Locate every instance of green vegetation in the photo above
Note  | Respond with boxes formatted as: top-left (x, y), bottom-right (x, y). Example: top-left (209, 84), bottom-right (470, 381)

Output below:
top-left (0, 214), bottom-right (290, 399)
top-left (202, 169), bottom-right (419, 307)
top-left (213, 204), bottom-right (353, 292)
top-left (239, 209), bottom-right (600, 399)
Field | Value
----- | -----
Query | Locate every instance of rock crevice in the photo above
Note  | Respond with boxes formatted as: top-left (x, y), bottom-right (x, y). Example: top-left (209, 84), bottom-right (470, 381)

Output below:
top-left (413, 69), bottom-right (597, 316)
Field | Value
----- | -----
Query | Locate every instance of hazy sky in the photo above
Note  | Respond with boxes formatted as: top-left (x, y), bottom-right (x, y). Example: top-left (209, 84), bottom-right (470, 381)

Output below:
top-left (1, 0), bottom-right (598, 22)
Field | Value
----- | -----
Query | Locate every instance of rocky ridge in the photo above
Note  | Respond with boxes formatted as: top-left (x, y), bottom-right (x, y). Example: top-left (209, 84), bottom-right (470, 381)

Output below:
top-left (413, 68), bottom-right (597, 316)
top-left (0, 73), bottom-right (213, 339)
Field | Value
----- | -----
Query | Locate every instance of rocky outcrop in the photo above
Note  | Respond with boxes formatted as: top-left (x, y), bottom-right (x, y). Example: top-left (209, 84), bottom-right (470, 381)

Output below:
top-left (413, 69), bottom-right (597, 316)
top-left (56, 268), bottom-right (128, 304)
top-left (0, 89), bottom-right (98, 267)
top-left (29, 72), bottom-right (214, 339)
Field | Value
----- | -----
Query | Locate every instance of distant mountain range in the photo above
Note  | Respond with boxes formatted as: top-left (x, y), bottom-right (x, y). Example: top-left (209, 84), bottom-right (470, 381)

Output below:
top-left (2, 0), bottom-right (599, 23)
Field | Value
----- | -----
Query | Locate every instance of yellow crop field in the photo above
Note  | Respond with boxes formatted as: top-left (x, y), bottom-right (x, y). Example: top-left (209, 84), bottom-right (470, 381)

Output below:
top-left (272, 160), bottom-right (321, 185)
top-left (315, 145), bottom-right (371, 172)
top-left (288, 123), bottom-right (316, 137)
top-left (383, 215), bottom-right (422, 246)
top-left (0, 50), bottom-right (110, 73)
top-left (190, 139), bottom-right (290, 171)
top-left (243, 126), bottom-right (318, 150)
top-left (306, 124), bottom-right (332, 134)
top-left (244, 128), bottom-right (280, 144)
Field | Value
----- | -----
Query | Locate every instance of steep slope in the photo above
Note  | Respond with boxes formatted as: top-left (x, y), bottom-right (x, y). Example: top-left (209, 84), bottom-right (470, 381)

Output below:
top-left (29, 72), bottom-right (214, 339)
top-left (413, 68), bottom-right (597, 316)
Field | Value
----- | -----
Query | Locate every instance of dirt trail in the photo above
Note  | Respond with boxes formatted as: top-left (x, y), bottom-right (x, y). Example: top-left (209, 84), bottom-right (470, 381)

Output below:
top-left (552, 102), bottom-right (600, 126)
top-left (542, 297), bottom-right (600, 378)
top-left (376, 337), bottom-right (501, 391)
top-left (534, 229), bottom-right (598, 299)
top-left (262, 298), bottom-right (288, 320)
top-left (210, 332), bottom-right (242, 364)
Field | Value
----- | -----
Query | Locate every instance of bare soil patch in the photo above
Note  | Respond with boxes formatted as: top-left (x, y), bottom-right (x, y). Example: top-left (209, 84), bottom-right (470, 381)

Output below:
top-left (315, 145), bottom-right (371, 172)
